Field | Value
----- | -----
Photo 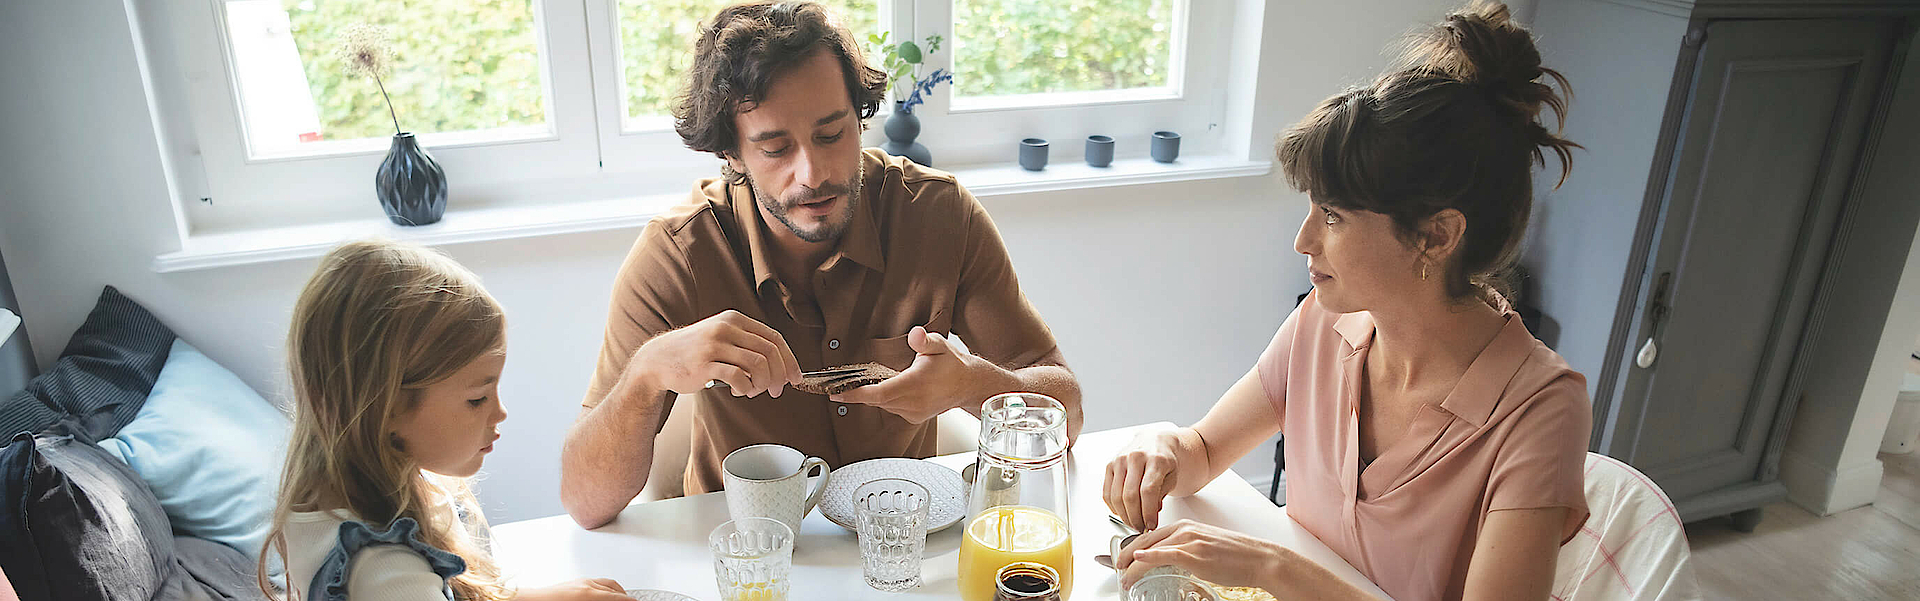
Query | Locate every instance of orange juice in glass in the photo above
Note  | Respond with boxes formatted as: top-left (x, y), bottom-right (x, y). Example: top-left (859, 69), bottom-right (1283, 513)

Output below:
top-left (958, 505), bottom-right (1073, 601)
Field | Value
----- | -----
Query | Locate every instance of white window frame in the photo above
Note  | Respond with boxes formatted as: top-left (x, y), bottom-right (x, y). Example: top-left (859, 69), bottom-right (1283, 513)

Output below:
top-left (584, 0), bottom-right (910, 174)
top-left (159, 0), bottom-right (603, 234)
top-left (153, 0), bottom-right (1237, 239)
top-left (913, 0), bottom-right (1229, 168)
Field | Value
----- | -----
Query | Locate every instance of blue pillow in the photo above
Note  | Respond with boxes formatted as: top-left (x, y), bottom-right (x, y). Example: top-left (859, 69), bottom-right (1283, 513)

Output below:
top-left (98, 340), bottom-right (288, 569)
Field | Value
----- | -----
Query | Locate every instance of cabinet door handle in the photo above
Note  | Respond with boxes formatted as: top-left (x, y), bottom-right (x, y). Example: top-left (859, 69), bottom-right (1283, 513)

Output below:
top-left (1638, 271), bottom-right (1673, 369)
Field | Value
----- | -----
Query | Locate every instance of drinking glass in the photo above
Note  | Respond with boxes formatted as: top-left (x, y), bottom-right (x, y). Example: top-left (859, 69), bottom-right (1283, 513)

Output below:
top-left (1126, 573), bottom-right (1222, 601)
top-left (709, 517), bottom-right (794, 601)
top-left (855, 478), bottom-right (931, 592)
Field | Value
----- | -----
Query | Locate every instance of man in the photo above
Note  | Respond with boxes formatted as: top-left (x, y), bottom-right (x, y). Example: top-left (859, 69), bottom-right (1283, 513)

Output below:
top-left (560, 1), bottom-right (1082, 529)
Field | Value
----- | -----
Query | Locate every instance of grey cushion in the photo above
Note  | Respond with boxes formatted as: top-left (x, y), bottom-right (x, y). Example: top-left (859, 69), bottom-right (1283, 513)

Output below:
top-left (0, 424), bottom-right (175, 601)
top-left (156, 536), bottom-right (269, 601)
top-left (0, 287), bottom-right (175, 440)
top-left (0, 423), bottom-right (271, 601)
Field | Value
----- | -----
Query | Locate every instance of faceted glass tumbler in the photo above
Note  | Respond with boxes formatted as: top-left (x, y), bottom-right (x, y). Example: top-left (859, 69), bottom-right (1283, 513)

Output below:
top-left (855, 478), bottom-right (931, 592)
top-left (1126, 573), bottom-right (1222, 601)
top-left (709, 517), bottom-right (794, 601)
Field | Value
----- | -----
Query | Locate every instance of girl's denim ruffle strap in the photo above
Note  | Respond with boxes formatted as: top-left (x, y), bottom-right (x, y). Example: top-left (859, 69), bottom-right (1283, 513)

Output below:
top-left (308, 517), bottom-right (467, 601)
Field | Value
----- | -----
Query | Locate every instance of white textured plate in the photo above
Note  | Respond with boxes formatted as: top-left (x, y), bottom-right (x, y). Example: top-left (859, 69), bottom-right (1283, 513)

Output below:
top-left (819, 458), bottom-right (967, 533)
top-left (624, 590), bottom-right (698, 601)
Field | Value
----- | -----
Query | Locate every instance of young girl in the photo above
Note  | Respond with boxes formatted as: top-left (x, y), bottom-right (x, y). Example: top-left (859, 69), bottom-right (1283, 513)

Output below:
top-left (1105, 2), bottom-right (1590, 600)
top-left (259, 240), bottom-right (632, 601)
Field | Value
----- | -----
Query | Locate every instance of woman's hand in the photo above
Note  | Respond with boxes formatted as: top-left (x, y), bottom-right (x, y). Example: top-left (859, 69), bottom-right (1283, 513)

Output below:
top-left (516, 578), bottom-right (634, 601)
top-left (1115, 520), bottom-right (1290, 590)
top-left (1118, 520), bottom-right (1381, 601)
top-left (1106, 367), bottom-right (1285, 532)
top-left (1103, 427), bottom-right (1191, 532)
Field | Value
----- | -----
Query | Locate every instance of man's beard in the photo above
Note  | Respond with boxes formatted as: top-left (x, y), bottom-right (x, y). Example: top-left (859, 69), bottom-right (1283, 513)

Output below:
top-left (747, 162), bottom-right (864, 243)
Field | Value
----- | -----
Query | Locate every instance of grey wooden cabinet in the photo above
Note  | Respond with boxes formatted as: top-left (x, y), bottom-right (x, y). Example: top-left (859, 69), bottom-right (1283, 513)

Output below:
top-left (1528, 0), bottom-right (1920, 529)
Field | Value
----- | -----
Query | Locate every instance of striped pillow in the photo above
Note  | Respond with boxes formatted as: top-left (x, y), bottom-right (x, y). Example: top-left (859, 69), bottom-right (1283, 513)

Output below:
top-left (0, 287), bottom-right (174, 440)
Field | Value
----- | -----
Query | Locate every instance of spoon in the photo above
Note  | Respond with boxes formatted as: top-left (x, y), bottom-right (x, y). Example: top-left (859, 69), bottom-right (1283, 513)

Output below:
top-left (1094, 533), bottom-right (1142, 570)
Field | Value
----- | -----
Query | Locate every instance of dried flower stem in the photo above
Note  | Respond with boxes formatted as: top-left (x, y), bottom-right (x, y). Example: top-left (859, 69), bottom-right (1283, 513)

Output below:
top-left (337, 23), bottom-right (402, 135)
top-left (373, 72), bottom-right (400, 135)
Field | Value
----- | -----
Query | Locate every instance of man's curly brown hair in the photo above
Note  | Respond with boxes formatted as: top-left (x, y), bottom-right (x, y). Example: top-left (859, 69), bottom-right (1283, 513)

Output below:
top-left (674, 1), bottom-right (888, 183)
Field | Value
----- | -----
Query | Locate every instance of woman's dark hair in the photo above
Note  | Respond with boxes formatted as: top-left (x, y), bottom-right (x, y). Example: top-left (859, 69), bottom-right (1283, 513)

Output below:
top-left (1276, 0), bottom-right (1578, 302)
top-left (674, 1), bottom-right (888, 181)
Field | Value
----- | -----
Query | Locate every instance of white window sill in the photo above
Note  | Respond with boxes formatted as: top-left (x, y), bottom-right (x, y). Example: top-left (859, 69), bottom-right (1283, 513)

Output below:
top-left (151, 153), bottom-right (1270, 273)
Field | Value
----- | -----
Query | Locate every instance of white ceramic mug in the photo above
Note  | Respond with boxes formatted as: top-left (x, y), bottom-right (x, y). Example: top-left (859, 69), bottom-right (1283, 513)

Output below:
top-left (722, 444), bottom-right (832, 538)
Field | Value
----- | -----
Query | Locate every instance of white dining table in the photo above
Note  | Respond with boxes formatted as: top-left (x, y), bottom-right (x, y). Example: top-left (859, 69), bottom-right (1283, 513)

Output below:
top-left (491, 424), bottom-right (1390, 600)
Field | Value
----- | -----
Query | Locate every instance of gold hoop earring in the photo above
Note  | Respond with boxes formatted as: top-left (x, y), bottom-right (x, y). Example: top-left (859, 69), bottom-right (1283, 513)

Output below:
top-left (1421, 263), bottom-right (1429, 281)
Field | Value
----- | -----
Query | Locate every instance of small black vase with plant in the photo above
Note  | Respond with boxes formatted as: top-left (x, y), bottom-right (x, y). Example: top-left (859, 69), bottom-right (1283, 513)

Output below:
top-left (340, 24), bottom-right (446, 226)
top-left (869, 32), bottom-right (953, 167)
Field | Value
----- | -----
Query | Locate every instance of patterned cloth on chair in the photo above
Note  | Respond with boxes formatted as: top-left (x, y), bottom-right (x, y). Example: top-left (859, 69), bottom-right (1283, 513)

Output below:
top-left (1552, 453), bottom-right (1702, 601)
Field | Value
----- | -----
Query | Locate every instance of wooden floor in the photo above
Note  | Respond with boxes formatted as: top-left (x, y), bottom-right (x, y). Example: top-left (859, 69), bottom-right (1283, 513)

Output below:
top-left (1685, 449), bottom-right (1920, 600)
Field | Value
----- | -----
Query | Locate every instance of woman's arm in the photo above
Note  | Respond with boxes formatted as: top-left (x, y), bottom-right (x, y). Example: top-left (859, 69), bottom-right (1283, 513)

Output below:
top-left (1105, 366), bottom-right (1281, 531)
top-left (1180, 367), bottom-right (1284, 496)
top-left (1119, 510), bottom-right (1568, 601)
top-left (1116, 519), bottom-right (1380, 601)
top-left (1460, 507), bottom-right (1569, 600)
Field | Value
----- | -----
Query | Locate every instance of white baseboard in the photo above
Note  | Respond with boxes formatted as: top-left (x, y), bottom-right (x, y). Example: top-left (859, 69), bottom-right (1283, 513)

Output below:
top-left (1780, 450), bottom-right (1884, 516)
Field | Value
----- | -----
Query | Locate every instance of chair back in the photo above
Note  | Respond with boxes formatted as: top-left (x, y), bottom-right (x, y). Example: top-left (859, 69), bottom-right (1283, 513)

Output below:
top-left (1552, 453), bottom-right (1703, 601)
top-left (636, 394), bottom-right (695, 503)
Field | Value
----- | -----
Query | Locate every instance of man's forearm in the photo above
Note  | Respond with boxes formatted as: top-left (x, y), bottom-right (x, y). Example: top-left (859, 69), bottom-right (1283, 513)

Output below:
top-left (559, 376), bottom-right (667, 529)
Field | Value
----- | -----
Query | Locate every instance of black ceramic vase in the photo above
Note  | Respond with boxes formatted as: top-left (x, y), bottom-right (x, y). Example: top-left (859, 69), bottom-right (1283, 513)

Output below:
top-left (880, 101), bottom-right (933, 166)
top-left (375, 132), bottom-right (447, 226)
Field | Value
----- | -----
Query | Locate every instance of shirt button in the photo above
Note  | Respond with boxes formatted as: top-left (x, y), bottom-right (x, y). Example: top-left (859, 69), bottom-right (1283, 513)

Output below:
top-left (828, 339), bottom-right (840, 350)
top-left (837, 405), bottom-right (849, 416)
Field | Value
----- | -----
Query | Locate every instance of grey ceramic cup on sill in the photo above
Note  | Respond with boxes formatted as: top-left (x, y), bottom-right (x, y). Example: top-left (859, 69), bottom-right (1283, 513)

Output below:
top-left (1085, 135), bottom-right (1115, 168)
top-left (1151, 131), bottom-right (1181, 163)
top-left (1019, 138), bottom-right (1049, 171)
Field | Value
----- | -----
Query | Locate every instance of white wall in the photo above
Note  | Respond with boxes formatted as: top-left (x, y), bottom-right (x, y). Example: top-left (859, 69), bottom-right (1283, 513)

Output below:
top-left (3, 0), bottom-right (1493, 523)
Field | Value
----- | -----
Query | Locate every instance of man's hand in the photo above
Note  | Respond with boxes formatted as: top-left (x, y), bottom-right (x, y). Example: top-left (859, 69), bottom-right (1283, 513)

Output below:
top-left (630, 310), bottom-right (803, 398)
top-left (832, 326), bottom-right (1013, 423)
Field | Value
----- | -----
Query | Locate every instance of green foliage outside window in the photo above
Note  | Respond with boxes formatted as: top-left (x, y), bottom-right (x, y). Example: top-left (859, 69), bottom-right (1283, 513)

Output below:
top-left (953, 0), bottom-right (1174, 97)
top-left (278, 0), bottom-right (1175, 141)
top-left (618, 0), bottom-right (877, 121)
top-left (285, 0), bottom-right (547, 141)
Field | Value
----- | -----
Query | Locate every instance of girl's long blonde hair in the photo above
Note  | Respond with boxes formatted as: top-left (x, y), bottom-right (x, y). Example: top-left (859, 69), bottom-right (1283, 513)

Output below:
top-left (259, 240), bottom-right (513, 601)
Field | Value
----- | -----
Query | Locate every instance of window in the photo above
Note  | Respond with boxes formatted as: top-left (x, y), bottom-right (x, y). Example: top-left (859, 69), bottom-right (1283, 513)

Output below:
top-left (227, 0), bottom-right (552, 158)
top-left (153, 0), bottom-right (1236, 236)
top-left (614, 0), bottom-right (880, 129)
top-left (586, 0), bottom-right (892, 172)
top-left (952, 0), bottom-right (1181, 105)
top-left (907, 0), bottom-right (1222, 165)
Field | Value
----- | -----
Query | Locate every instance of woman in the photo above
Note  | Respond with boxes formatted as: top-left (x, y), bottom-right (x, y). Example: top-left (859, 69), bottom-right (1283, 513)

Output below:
top-left (1103, 2), bottom-right (1590, 600)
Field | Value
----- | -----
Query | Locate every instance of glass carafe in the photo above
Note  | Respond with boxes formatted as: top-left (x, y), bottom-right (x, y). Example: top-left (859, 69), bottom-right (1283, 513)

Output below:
top-left (958, 393), bottom-right (1072, 601)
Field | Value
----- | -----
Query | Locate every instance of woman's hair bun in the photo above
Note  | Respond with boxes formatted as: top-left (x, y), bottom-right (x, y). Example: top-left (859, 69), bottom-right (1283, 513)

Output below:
top-left (1397, 1), bottom-right (1568, 131)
